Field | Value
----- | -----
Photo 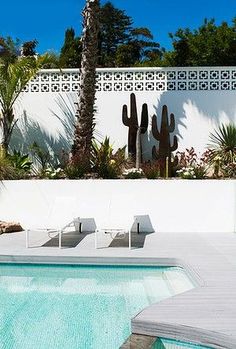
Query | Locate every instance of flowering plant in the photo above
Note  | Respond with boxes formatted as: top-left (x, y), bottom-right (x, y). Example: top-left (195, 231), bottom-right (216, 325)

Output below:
top-left (176, 166), bottom-right (196, 179)
top-left (45, 167), bottom-right (65, 179)
top-left (176, 148), bottom-right (208, 179)
top-left (123, 167), bottom-right (144, 179)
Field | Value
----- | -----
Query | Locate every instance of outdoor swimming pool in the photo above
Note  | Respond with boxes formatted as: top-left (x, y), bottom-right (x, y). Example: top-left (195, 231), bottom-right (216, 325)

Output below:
top-left (0, 264), bottom-right (194, 349)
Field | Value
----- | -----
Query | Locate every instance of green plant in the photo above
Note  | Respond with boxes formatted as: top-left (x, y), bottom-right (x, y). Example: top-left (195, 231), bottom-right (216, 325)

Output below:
top-left (30, 142), bottom-right (51, 175)
top-left (141, 161), bottom-right (160, 179)
top-left (176, 165), bottom-right (208, 179)
top-left (7, 150), bottom-right (32, 173)
top-left (0, 147), bottom-right (17, 179)
top-left (123, 167), bottom-right (144, 179)
top-left (176, 166), bottom-right (197, 179)
top-left (152, 105), bottom-right (178, 177)
top-left (91, 137), bottom-right (126, 179)
top-left (44, 167), bottom-right (65, 179)
top-left (176, 148), bottom-right (208, 179)
top-left (64, 154), bottom-right (89, 179)
top-left (192, 165), bottom-right (207, 179)
top-left (59, 28), bottom-right (82, 68)
top-left (222, 162), bottom-right (236, 178)
top-left (208, 123), bottom-right (236, 177)
top-left (0, 37), bottom-right (59, 152)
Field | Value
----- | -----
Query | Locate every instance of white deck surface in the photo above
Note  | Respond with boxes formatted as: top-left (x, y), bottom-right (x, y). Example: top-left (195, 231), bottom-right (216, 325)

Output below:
top-left (0, 230), bottom-right (236, 349)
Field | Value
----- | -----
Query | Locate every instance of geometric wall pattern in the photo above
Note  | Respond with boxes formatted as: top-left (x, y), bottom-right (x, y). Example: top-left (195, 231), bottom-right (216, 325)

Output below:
top-left (24, 67), bottom-right (236, 93)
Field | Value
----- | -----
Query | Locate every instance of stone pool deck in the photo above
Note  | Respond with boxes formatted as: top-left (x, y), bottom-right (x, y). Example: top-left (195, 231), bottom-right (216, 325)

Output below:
top-left (0, 230), bottom-right (236, 349)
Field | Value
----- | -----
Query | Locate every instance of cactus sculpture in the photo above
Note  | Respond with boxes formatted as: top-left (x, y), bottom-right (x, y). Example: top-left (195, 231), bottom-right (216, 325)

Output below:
top-left (152, 105), bottom-right (178, 177)
top-left (122, 93), bottom-right (148, 162)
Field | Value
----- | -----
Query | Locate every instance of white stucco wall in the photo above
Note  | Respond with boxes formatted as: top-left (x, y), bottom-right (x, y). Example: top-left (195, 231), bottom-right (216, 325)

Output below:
top-left (1, 180), bottom-right (235, 233)
top-left (8, 67), bottom-right (236, 162)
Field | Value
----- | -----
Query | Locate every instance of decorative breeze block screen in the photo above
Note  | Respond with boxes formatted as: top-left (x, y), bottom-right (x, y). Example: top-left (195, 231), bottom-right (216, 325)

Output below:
top-left (24, 68), bottom-right (236, 93)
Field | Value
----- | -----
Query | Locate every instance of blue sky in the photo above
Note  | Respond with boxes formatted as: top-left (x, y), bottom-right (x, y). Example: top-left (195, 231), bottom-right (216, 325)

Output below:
top-left (0, 0), bottom-right (235, 53)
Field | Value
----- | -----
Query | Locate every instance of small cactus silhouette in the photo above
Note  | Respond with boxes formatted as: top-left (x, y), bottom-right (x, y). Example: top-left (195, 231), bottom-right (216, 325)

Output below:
top-left (122, 93), bottom-right (148, 161)
top-left (152, 105), bottom-right (178, 177)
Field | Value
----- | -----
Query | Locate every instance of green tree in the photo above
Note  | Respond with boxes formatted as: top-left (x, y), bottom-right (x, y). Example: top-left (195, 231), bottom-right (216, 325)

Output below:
top-left (59, 28), bottom-right (82, 68)
top-left (0, 37), bottom-right (57, 152)
top-left (98, 1), bottom-right (132, 66)
top-left (115, 27), bottom-right (162, 67)
top-left (57, 2), bottom-right (161, 68)
top-left (163, 18), bottom-right (236, 66)
top-left (72, 0), bottom-right (100, 169)
top-left (98, 2), bottom-right (161, 67)
top-left (0, 37), bottom-right (20, 63)
top-left (21, 40), bottom-right (38, 56)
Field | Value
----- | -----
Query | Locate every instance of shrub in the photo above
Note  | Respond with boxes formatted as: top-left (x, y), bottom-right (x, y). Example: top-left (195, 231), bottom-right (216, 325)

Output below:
top-left (176, 148), bottom-right (208, 179)
top-left (30, 142), bottom-right (51, 174)
top-left (91, 137), bottom-right (127, 179)
top-left (208, 123), bottom-right (236, 177)
top-left (176, 166), bottom-right (197, 179)
top-left (64, 154), bottom-right (89, 179)
top-left (123, 168), bottom-right (144, 179)
top-left (7, 150), bottom-right (32, 173)
top-left (44, 167), bottom-right (65, 179)
top-left (0, 147), bottom-right (17, 179)
top-left (141, 161), bottom-right (160, 179)
top-left (221, 162), bottom-right (236, 178)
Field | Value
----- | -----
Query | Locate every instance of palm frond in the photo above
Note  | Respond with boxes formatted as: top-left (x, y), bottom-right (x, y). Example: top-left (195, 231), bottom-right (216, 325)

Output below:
top-left (208, 123), bottom-right (236, 172)
top-left (209, 123), bottom-right (236, 150)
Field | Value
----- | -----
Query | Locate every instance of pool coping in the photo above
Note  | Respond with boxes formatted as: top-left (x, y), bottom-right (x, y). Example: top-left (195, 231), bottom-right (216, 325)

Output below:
top-left (0, 231), bottom-right (236, 349)
top-left (0, 255), bottom-right (202, 286)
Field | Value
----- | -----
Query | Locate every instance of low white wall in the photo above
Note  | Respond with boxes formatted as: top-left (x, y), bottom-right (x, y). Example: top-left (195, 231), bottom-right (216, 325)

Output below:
top-left (0, 180), bottom-right (235, 233)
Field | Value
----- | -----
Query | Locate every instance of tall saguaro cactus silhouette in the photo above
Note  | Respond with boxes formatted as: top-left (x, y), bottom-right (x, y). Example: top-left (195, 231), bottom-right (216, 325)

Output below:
top-left (122, 93), bottom-right (148, 166)
top-left (152, 105), bottom-right (178, 177)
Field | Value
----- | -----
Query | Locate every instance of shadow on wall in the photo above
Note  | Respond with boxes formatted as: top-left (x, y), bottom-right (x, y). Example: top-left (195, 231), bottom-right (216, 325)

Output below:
top-left (10, 94), bottom-right (76, 164)
top-left (142, 90), bottom-right (236, 160)
top-left (188, 91), bottom-right (236, 124)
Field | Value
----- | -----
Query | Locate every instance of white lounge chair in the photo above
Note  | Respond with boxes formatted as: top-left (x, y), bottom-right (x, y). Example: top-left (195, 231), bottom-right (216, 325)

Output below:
top-left (95, 196), bottom-right (139, 249)
top-left (95, 217), bottom-right (138, 250)
top-left (25, 196), bottom-right (81, 249)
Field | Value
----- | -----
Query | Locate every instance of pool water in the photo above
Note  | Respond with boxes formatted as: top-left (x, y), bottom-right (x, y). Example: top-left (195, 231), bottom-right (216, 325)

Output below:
top-left (0, 264), bottom-right (194, 349)
top-left (154, 338), bottom-right (212, 349)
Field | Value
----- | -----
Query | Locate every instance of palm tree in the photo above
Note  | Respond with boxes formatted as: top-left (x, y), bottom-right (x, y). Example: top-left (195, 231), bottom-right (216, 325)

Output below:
top-left (72, 0), bottom-right (100, 169)
top-left (0, 39), bottom-right (57, 152)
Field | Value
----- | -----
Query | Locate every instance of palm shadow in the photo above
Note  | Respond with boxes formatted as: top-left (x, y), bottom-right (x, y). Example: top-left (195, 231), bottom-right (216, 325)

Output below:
top-left (142, 89), bottom-right (236, 160)
top-left (10, 94), bottom-right (76, 165)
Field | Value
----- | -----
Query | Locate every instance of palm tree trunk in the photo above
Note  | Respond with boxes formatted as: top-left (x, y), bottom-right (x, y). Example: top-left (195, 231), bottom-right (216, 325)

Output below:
top-left (1, 108), bottom-right (15, 153)
top-left (72, 0), bottom-right (100, 169)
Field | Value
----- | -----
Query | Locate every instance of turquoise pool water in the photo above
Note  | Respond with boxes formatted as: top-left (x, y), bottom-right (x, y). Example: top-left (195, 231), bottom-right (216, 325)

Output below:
top-left (0, 264), bottom-right (194, 349)
top-left (154, 338), bottom-right (212, 349)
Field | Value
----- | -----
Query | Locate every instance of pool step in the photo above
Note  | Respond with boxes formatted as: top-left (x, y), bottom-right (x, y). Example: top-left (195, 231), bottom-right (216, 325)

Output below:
top-left (120, 334), bottom-right (157, 349)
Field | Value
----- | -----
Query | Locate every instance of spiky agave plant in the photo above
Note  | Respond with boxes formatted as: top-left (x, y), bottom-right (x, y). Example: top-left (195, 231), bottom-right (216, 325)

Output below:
top-left (208, 123), bottom-right (236, 176)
